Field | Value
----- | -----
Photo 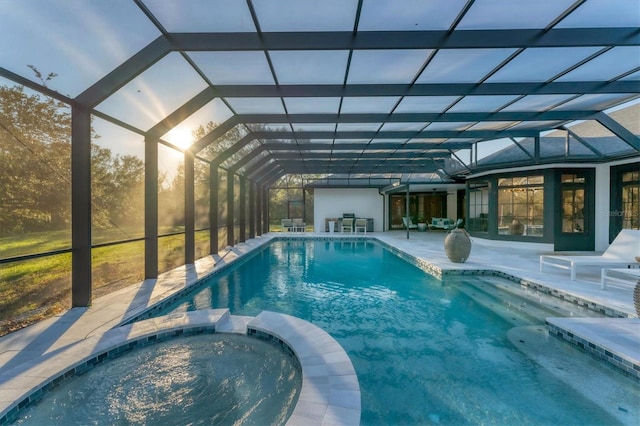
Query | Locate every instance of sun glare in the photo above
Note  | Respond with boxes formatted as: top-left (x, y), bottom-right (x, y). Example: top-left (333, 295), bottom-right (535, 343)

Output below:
top-left (166, 127), bottom-right (193, 150)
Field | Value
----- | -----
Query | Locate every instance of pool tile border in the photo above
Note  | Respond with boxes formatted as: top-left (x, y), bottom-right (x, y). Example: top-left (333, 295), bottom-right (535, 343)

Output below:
top-left (0, 310), bottom-right (360, 426)
top-left (546, 318), bottom-right (640, 381)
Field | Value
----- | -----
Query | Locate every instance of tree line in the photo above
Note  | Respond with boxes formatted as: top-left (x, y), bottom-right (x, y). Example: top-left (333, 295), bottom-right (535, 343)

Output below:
top-left (0, 81), bottom-right (315, 242)
top-left (0, 83), bottom-right (188, 239)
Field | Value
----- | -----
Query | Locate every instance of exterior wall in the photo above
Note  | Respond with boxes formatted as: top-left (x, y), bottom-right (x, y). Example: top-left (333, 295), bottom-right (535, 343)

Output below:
top-left (466, 159), bottom-right (639, 251)
top-left (314, 188), bottom-right (384, 232)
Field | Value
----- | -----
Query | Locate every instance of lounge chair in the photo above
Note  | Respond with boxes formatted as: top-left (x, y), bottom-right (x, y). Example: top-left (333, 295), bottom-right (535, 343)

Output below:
top-left (402, 217), bottom-right (417, 230)
top-left (600, 268), bottom-right (640, 290)
top-left (540, 229), bottom-right (640, 280)
top-left (281, 218), bottom-right (293, 232)
top-left (354, 218), bottom-right (367, 234)
top-left (342, 217), bottom-right (354, 233)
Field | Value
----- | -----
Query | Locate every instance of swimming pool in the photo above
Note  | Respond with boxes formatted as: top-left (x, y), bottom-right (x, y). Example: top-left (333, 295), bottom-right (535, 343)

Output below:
top-left (155, 239), bottom-right (637, 425)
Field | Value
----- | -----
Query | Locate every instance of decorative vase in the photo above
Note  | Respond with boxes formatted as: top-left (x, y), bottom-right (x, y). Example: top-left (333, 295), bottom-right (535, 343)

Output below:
top-left (444, 228), bottom-right (472, 263)
top-left (509, 219), bottom-right (524, 235)
top-left (417, 223), bottom-right (427, 232)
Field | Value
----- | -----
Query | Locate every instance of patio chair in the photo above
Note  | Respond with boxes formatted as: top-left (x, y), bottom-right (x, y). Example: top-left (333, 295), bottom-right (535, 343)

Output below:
top-left (402, 217), bottom-right (417, 230)
top-left (342, 217), bottom-right (354, 233)
top-left (429, 218), bottom-right (452, 230)
top-left (445, 218), bottom-right (464, 232)
top-left (292, 218), bottom-right (305, 232)
top-left (354, 218), bottom-right (367, 234)
top-left (539, 229), bottom-right (640, 280)
top-left (281, 218), bottom-right (293, 232)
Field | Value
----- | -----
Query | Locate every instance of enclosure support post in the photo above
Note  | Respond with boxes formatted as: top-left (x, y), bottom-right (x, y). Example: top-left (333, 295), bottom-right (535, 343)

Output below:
top-left (71, 105), bottom-right (92, 307)
top-left (249, 181), bottom-right (256, 239)
top-left (227, 170), bottom-right (234, 246)
top-left (405, 185), bottom-right (410, 240)
top-left (262, 185), bottom-right (269, 234)
top-left (185, 151), bottom-right (195, 264)
top-left (209, 163), bottom-right (218, 254)
top-left (255, 183), bottom-right (262, 236)
top-left (144, 135), bottom-right (158, 279)
top-left (239, 177), bottom-right (247, 243)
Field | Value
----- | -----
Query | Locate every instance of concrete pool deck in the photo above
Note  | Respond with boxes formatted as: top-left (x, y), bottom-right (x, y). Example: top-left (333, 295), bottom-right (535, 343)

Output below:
top-left (1, 231), bottom-right (639, 422)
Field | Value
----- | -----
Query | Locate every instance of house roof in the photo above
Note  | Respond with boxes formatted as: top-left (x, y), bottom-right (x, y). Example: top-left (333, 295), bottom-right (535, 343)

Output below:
top-left (1, 0), bottom-right (639, 186)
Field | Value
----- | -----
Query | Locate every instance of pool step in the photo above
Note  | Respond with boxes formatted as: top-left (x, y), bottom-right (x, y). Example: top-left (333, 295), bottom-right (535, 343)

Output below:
top-left (454, 276), bottom-right (602, 321)
top-left (452, 278), bottom-right (562, 326)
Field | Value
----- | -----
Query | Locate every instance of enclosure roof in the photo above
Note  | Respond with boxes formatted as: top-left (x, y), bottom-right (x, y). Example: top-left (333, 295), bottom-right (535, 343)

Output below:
top-left (1, 0), bottom-right (639, 185)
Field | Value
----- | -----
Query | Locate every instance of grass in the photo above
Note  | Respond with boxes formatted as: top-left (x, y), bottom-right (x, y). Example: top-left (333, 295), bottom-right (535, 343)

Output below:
top-left (0, 253), bottom-right (72, 336)
top-left (0, 229), bottom-right (214, 337)
top-left (0, 229), bottom-right (72, 259)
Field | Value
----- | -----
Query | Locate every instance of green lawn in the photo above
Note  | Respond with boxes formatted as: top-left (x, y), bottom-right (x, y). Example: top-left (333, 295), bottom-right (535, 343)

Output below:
top-left (0, 228), bottom-right (211, 336)
top-left (0, 229), bottom-right (72, 259)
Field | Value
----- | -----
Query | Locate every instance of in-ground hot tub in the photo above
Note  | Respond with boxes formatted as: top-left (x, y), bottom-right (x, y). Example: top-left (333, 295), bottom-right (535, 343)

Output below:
top-left (1, 309), bottom-right (361, 425)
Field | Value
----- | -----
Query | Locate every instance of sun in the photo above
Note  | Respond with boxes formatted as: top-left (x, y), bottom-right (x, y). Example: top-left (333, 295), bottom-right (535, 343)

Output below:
top-left (166, 127), bottom-right (193, 151)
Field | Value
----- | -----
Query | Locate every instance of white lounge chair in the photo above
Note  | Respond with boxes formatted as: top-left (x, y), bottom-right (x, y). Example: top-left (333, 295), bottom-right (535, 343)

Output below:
top-left (600, 268), bottom-right (640, 290)
top-left (540, 229), bottom-right (640, 280)
top-left (354, 218), bottom-right (367, 234)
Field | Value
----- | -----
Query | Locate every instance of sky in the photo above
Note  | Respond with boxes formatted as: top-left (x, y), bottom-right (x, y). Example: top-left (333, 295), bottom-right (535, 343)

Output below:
top-left (1, 0), bottom-right (638, 177)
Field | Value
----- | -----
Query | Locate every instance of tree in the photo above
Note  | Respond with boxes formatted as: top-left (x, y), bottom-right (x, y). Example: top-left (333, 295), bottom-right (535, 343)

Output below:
top-left (0, 84), bottom-right (71, 234)
top-left (91, 144), bottom-right (145, 233)
top-left (1, 82), bottom-right (146, 238)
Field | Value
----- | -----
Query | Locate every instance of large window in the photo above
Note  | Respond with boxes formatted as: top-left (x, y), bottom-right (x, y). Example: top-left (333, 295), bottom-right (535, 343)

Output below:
top-left (389, 192), bottom-right (447, 230)
top-left (497, 176), bottom-right (544, 237)
top-left (468, 181), bottom-right (489, 232)
top-left (561, 173), bottom-right (586, 233)
top-left (610, 163), bottom-right (640, 242)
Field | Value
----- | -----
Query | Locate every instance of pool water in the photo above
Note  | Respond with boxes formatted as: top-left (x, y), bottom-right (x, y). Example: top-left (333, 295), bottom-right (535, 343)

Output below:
top-left (156, 240), bottom-right (634, 425)
top-left (14, 334), bottom-right (301, 425)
